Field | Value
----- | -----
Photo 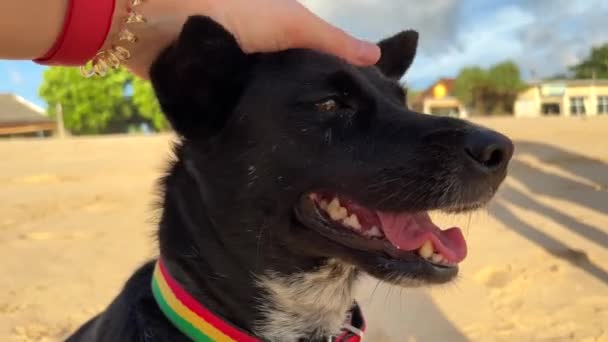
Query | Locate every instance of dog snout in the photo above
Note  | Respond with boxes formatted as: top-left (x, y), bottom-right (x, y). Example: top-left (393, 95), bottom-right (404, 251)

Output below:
top-left (465, 129), bottom-right (514, 174)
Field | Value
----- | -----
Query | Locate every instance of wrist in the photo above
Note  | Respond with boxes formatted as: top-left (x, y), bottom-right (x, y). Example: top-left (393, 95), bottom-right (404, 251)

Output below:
top-left (35, 0), bottom-right (116, 66)
top-left (115, 0), bottom-right (216, 78)
top-left (100, 0), bottom-right (129, 52)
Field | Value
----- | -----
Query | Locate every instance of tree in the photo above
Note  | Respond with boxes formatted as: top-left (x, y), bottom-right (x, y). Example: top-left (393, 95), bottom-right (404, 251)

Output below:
top-left (454, 61), bottom-right (525, 116)
top-left (570, 44), bottom-right (608, 79)
top-left (39, 67), bottom-right (168, 135)
top-left (132, 78), bottom-right (170, 131)
top-left (454, 66), bottom-right (487, 111)
top-left (486, 61), bottom-right (526, 114)
top-left (488, 61), bottom-right (525, 93)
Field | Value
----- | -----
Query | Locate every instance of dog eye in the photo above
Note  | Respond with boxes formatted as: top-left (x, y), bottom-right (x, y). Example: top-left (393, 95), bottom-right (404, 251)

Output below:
top-left (316, 98), bottom-right (339, 112)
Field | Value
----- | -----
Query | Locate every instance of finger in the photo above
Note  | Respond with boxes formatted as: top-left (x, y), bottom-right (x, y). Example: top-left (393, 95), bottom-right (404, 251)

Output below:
top-left (287, 7), bottom-right (381, 66)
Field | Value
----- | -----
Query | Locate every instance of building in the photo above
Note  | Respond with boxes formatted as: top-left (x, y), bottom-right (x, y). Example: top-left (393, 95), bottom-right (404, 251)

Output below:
top-left (514, 79), bottom-right (608, 117)
top-left (410, 78), bottom-right (468, 118)
top-left (0, 93), bottom-right (56, 137)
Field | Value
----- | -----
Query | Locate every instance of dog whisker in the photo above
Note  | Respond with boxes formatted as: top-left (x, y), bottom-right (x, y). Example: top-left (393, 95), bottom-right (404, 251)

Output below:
top-left (369, 279), bottom-right (383, 305)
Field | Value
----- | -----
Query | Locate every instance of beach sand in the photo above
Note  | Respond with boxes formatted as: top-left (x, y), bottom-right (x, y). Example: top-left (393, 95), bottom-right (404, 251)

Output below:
top-left (1, 117), bottom-right (607, 341)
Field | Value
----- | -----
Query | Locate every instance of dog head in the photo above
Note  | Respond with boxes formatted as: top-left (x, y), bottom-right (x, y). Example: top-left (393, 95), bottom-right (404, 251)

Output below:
top-left (151, 16), bottom-right (513, 286)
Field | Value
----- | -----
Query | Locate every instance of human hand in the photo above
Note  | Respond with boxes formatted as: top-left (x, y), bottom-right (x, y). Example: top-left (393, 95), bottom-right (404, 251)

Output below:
top-left (208, 0), bottom-right (381, 65)
top-left (115, 0), bottom-right (381, 78)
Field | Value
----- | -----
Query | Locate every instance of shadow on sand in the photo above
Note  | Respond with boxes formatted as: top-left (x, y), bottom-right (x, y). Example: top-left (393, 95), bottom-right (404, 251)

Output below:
top-left (491, 141), bottom-right (608, 285)
top-left (354, 141), bottom-right (608, 341)
top-left (357, 278), bottom-right (469, 342)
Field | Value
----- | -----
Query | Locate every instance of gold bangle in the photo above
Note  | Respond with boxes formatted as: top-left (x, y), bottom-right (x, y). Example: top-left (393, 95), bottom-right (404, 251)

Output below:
top-left (80, 0), bottom-right (146, 78)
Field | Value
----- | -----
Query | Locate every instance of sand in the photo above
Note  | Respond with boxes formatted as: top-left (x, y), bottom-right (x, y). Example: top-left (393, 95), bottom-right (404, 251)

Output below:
top-left (1, 117), bottom-right (607, 342)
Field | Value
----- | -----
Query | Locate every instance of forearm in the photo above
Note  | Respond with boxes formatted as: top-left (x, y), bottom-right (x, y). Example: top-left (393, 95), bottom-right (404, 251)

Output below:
top-left (0, 0), bottom-right (69, 59)
top-left (0, 0), bottom-right (378, 77)
top-left (0, 0), bottom-right (213, 70)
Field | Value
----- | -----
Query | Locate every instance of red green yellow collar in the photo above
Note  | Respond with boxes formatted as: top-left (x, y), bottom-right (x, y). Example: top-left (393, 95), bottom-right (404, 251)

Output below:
top-left (152, 258), bottom-right (365, 341)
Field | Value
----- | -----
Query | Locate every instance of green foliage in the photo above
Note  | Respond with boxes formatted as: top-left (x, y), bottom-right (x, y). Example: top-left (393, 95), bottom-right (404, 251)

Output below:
top-left (454, 67), bottom-right (487, 107)
top-left (39, 67), bottom-right (167, 135)
top-left (488, 61), bottom-right (526, 94)
top-left (570, 44), bottom-right (608, 79)
top-left (454, 61), bottom-right (525, 116)
top-left (132, 78), bottom-right (169, 131)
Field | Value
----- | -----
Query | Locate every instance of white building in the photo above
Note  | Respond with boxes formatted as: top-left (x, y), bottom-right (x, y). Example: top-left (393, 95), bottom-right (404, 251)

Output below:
top-left (514, 79), bottom-right (608, 117)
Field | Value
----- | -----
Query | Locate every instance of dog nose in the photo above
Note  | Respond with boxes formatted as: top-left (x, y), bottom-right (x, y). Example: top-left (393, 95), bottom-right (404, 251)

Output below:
top-left (465, 129), bottom-right (514, 172)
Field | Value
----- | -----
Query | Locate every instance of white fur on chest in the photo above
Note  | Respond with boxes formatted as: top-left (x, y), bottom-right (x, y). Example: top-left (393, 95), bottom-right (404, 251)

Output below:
top-left (255, 260), bottom-right (358, 341)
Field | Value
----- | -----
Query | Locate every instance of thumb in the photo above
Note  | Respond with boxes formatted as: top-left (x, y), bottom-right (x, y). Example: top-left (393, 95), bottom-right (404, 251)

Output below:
top-left (287, 7), bottom-right (381, 66)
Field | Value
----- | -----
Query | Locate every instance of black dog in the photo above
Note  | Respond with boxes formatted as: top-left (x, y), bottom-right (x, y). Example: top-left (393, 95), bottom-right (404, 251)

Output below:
top-left (68, 16), bottom-right (513, 342)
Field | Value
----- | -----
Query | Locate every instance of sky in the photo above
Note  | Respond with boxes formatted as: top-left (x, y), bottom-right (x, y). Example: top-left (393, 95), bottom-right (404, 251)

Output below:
top-left (1, 0), bottom-right (607, 108)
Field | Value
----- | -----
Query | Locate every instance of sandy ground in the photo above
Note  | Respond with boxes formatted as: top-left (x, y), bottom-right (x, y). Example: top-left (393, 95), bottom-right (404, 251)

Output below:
top-left (1, 117), bottom-right (607, 342)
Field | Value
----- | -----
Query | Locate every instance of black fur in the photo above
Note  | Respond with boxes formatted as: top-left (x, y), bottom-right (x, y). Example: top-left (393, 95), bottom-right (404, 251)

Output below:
top-left (68, 16), bottom-right (513, 341)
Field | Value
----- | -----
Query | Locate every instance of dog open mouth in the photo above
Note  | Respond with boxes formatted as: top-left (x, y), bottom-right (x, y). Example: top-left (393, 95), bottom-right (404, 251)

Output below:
top-left (295, 192), bottom-right (469, 283)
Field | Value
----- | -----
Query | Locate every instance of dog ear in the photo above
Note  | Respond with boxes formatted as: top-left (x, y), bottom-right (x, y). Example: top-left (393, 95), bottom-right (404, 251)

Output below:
top-left (375, 30), bottom-right (419, 80)
top-left (149, 16), bottom-right (251, 139)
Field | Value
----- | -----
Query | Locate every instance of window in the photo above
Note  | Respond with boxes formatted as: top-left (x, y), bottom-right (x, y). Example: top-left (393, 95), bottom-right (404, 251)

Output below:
top-left (598, 96), bottom-right (608, 115)
top-left (570, 97), bottom-right (586, 116)
top-left (542, 103), bottom-right (561, 116)
top-left (430, 106), bottom-right (460, 117)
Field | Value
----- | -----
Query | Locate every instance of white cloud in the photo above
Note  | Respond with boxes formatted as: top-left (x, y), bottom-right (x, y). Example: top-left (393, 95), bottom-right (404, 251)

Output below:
top-left (300, 0), bottom-right (608, 87)
top-left (301, 0), bottom-right (463, 53)
top-left (408, 5), bottom-right (533, 85)
top-left (514, 0), bottom-right (608, 78)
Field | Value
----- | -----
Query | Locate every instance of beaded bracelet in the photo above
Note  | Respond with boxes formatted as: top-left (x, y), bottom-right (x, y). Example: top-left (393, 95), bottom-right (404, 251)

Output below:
top-left (80, 0), bottom-right (147, 77)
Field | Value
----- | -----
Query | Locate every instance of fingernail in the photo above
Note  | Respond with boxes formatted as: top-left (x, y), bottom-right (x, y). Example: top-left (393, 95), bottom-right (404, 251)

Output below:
top-left (355, 41), bottom-right (381, 65)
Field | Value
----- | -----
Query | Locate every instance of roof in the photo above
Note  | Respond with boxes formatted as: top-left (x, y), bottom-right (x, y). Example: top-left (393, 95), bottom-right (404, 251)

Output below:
top-left (0, 93), bottom-right (53, 127)
top-left (530, 79), bottom-right (608, 87)
top-left (411, 78), bottom-right (456, 105)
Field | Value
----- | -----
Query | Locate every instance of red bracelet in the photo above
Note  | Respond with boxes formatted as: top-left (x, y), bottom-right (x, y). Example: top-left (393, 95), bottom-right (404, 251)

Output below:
top-left (35, 0), bottom-right (117, 66)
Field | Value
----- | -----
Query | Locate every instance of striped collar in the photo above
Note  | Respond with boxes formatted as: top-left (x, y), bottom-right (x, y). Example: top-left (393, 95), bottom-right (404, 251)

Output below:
top-left (152, 257), bottom-right (365, 341)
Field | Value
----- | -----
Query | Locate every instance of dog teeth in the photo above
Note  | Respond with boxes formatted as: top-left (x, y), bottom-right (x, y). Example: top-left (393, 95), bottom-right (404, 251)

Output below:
top-left (313, 196), bottom-right (456, 266)
top-left (417, 240), bottom-right (451, 265)
top-left (331, 208), bottom-right (348, 221)
top-left (327, 198), bottom-right (348, 221)
top-left (418, 240), bottom-right (434, 259)
top-left (431, 253), bottom-right (444, 264)
top-left (316, 196), bottom-right (385, 239)
top-left (367, 225), bottom-right (383, 238)
top-left (327, 197), bottom-right (340, 211)
top-left (342, 214), bottom-right (361, 230)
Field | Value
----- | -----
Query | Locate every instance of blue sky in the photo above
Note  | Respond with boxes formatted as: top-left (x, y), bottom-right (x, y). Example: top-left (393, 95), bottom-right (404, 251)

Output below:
top-left (1, 0), bottom-right (607, 109)
top-left (0, 61), bottom-right (47, 107)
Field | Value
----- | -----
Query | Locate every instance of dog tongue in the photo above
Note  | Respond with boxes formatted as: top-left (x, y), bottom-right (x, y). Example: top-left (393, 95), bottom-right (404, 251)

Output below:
top-left (377, 211), bottom-right (467, 263)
